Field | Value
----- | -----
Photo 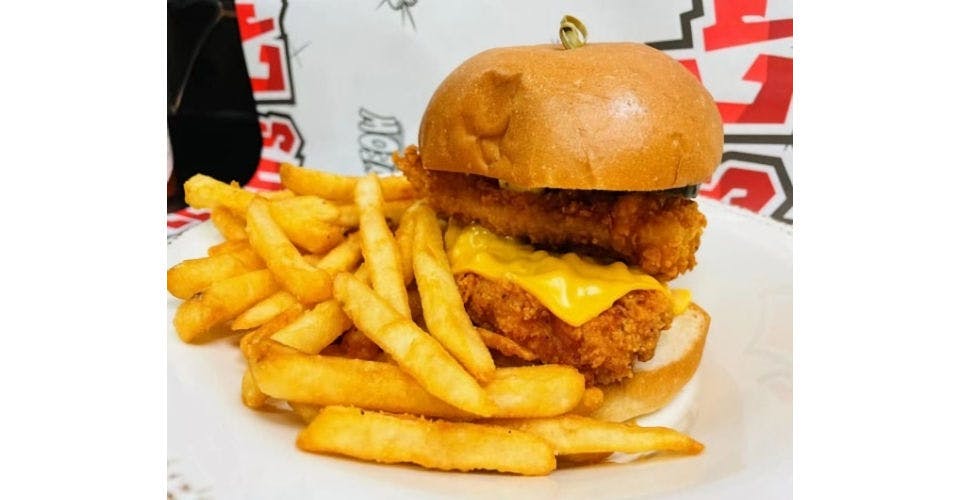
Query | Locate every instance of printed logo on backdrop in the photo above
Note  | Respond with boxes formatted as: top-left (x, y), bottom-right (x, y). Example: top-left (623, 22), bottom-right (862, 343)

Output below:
top-left (699, 152), bottom-right (792, 224)
top-left (248, 112), bottom-right (305, 191)
top-left (378, 0), bottom-right (418, 29)
top-left (650, 0), bottom-right (793, 223)
top-left (358, 108), bottom-right (404, 174)
top-left (236, 0), bottom-right (295, 103)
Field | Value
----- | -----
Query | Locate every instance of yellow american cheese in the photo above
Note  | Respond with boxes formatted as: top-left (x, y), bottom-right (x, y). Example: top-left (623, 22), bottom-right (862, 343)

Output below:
top-left (446, 224), bottom-right (690, 327)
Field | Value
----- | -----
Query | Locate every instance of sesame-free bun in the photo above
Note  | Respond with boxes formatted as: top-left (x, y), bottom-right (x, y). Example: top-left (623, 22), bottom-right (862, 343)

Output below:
top-left (418, 43), bottom-right (723, 191)
top-left (591, 302), bottom-right (710, 422)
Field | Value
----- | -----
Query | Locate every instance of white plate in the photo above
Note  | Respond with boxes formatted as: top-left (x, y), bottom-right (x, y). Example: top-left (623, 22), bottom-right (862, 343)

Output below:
top-left (167, 199), bottom-right (792, 499)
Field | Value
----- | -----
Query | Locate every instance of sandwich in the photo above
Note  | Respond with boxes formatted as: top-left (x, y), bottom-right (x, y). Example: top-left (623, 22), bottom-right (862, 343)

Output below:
top-left (394, 41), bottom-right (721, 422)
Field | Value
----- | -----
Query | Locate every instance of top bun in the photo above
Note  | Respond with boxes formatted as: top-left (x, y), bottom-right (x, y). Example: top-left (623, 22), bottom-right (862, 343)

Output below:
top-left (418, 43), bottom-right (723, 191)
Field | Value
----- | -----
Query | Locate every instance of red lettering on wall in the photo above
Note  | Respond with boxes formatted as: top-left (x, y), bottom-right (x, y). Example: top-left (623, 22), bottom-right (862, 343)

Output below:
top-left (260, 120), bottom-right (296, 152)
top-left (236, 4), bottom-right (276, 42)
top-left (716, 55), bottom-right (792, 124)
top-left (250, 45), bottom-right (285, 92)
top-left (678, 59), bottom-right (701, 80)
top-left (703, 0), bottom-right (793, 51)
top-left (700, 167), bottom-right (776, 212)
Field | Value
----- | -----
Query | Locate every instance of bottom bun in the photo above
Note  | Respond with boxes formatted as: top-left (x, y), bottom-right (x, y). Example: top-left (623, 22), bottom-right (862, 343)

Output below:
top-left (590, 303), bottom-right (710, 423)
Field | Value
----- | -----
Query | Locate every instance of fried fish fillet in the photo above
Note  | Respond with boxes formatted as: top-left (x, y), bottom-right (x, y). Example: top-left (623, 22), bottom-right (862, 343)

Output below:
top-left (395, 146), bottom-right (706, 282)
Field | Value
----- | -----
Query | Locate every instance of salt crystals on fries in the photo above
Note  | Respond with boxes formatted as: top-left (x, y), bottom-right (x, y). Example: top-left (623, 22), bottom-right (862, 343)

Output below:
top-left (167, 166), bottom-right (705, 476)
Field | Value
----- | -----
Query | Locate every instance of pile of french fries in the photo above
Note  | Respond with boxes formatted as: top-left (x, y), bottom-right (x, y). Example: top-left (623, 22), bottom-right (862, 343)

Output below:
top-left (167, 164), bottom-right (704, 475)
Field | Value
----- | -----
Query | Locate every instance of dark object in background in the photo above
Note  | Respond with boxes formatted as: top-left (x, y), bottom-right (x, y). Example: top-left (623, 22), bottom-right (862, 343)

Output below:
top-left (168, 0), bottom-right (262, 213)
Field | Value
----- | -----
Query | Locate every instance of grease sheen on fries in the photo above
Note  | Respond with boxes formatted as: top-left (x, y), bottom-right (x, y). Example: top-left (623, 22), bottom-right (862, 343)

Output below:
top-left (297, 406), bottom-right (557, 476)
top-left (333, 273), bottom-right (496, 417)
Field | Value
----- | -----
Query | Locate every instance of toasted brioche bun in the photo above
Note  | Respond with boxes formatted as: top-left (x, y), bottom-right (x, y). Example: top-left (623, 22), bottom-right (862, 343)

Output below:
top-left (591, 302), bottom-right (709, 422)
top-left (418, 43), bottom-right (723, 191)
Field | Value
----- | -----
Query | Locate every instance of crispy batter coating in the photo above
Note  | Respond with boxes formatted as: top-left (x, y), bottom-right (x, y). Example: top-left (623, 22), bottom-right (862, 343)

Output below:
top-left (395, 146), bottom-right (706, 282)
top-left (456, 273), bottom-right (673, 386)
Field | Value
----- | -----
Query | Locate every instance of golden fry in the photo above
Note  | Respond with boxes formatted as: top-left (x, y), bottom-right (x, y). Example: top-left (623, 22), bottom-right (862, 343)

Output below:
top-left (334, 199), bottom-right (414, 227)
top-left (355, 175), bottom-right (410, 317)
top-left (207, 239), bottom-right (251, 257)
top-left (312, 233), bottom-right (363, 273)
top-left (280, 163), bottom-right (415, 201)
top-left (268, 196), bottom-right (346, 254)
top-left (297, 406), bottom-right (556, 475)
top-left (339, 328), bottom-right (382, 360)
top-left (497, 415), bottom-right (705, 456)
top-left (252, 352), bottom-right (582, 419)
top-left (413, 252), bottom-right (494, 383)
top-left (239, 307), bottom-right (304, 365)
top-left (174, 269), bottom-right (279, 342)
top-left (333, 273), bottom-right (495, 416)
top-left (183, 174), bottom-right (256, 213)
top-left (231, 291), bottom-right (299, 331)
top-left (241, 369), bottom-right (268, 409)
top-left (256, 189), bottom-right (295, 201)
top-left (246, 198), bottom-right (332, 304)
top-left (210, 206), bottom-right (247, 241)
top-left (485, 366), bottom-right (584, 418)
top-left (270, 299), bottom-right (352, 354)
top-left (570, 387), bottom-right (605, 416)
top-left (251, 352), bottom-right (466, 418)
top-left (166, 250), bottom-right (263, 300)
top-left (393, 205), bottom-right (416, 286)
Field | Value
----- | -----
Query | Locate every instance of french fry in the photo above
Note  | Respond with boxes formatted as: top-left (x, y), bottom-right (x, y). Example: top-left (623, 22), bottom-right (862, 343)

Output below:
top-left (355, 175), bottom-right (410, 317)
top-left (239, 306), bottom-right (304, 364)
top-left (339, 328), bottom-right (382, 361)
top-left (393, 205), bottom-right (416, 286)
top-left (570, 387), bottom-right (605, 416)
top-left (257, 189), bottom-right (296, 201)
top-left (210, 206), bottom-right (247, 241)
top-left (207, 239), bottom-right (251, 257)
top-left (166, 250), bottom-right (264, 300)
top-left (496, 415), bottom-right (705, 456)
top-left (409, 202), bottom-right (447, 266)
top-left (280, 163), bottom-right (416, 201)
top-left (270, 299), bottom-right (352, 354)
top-left (333, 273), bottom-right (495, 416)
top-left (241, 369), bottom-right (268, 409)
top-left (485, 366), bottom-right (584, 418)
top-left (231, 291), bottom-right (299, 331)
top-left (353, 263), bottom-right (370, 285)
top-left (413, 252), bottom-right (495, 383)
top-left (335, 199), bottom-right (415, 227)
top-left (312, 232), bottom-right (363, 273)
top-left (174, 269), bottom-right (279, 342)
top-left (246, 198), bottom-right (332, 304)
top-left (251, 352), bottom-right (467, 418)
top-left (268, 196), bottom-right (346, 254)
top-left (477, 328), bottom-right (538, 361)
top-left (297, 406), bottom-right (556, 476)
top-left (252, 352), bottom-right (583, 419)
top-left (183, 173), bottom-right (256, 213)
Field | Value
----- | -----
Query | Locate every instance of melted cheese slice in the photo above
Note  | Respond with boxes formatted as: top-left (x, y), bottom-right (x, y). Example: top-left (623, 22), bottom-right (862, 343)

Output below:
top-left (446, 224), bottom-right (690, 327)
